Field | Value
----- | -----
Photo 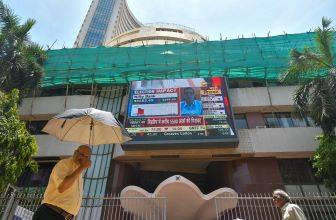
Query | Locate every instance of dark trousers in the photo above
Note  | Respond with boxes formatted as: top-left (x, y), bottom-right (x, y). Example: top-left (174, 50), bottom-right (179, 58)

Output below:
top-left (32, 204), bottom-right (68, 220)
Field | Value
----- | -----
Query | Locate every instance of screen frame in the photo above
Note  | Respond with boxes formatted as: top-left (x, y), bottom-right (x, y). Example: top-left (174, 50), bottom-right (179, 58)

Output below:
top-left (121, 77), bottom-right (239, 150)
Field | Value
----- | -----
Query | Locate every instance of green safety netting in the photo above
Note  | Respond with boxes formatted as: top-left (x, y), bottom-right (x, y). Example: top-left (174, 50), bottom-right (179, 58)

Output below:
top-left (42, 32), bottom-right (336, 88)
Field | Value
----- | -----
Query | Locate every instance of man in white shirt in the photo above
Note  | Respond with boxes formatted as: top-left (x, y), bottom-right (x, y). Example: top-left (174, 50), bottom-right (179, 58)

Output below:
top-left (272, 189), bottom-right (307, 220)
top-left (180, 87), bottom-right (203, 116)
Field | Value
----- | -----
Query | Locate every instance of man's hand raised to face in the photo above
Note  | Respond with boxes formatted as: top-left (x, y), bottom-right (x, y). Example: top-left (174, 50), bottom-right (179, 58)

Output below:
top-left (80, 159), bottom-right (92, 169)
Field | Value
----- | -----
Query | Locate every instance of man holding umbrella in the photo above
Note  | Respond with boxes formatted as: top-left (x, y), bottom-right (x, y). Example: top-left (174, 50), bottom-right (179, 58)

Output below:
top-left (33, 107), bottom-right (131, 219)
top-left (33, 145), bottom-right (91, 220)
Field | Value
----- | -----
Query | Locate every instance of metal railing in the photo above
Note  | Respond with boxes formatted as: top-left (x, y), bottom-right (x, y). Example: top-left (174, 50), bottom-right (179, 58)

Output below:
top-left (0, 193), bottom-right (166, 220)
top-left (1, 192), bottom-right (335, 220)
top-left (215, 193), bottom-right (336, 220)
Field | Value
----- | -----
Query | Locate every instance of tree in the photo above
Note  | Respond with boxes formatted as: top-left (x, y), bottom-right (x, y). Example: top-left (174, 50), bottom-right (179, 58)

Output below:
top-left (313, 135), bottom-right (336, 189)
top-left (282, 17), bottom-right (336, 189)
top-left (282, 17), bottom-right (336, 136)
top-left (0, 89), bottom-right (38, 191)
top-left (0, 0), bottom-right (47, 100)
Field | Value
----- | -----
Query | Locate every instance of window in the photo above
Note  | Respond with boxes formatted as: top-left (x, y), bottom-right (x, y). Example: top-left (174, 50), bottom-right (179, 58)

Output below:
top-left (306, 116), bottom-right (315, 127)
top-left (264, 113), bottom-right (280, 128)
top-left (26, 121), bottom-right (48, 135)
top-left (277, 159), bottom-right (330, 194)
top-left (82, 0), bottom-right (115, 47)
top-left (263, 113), bottom-right (314, 128)
top-left (278, 159), bottom-right (316, 184)
top-left (277, 113), bottom-right (294, 128)
top-left (234, 114), bottom-right (248, 129)
top-left (118, 114), bottom-right (125, 125)
top-left (228, 80), bottom-right (265, 88)
top-left (266, 81), bottom-right (284, 87)
top-left (228, 80), bottom-right (239, 88)
top-left (156, 28), bottom-right (183, 33)
top-left (17, 162), bottom-right (57, 187)
top-left (39, 85), bottom-right (97, 97)
top-left (39, 87), bottom-right (67, 97)
top-left (252, 81), bottom-right (265, 87)
top-left (292, 116), bottom-right (307, 127)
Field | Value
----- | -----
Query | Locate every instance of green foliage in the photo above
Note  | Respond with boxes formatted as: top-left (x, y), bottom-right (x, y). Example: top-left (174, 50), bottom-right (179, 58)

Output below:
top-left (0, 89), bottom-right (38, 192)
top-left (0, 0), bottom-right (47, 100)
top-left (282, 17), bottom-right (334, 83)
top-left (312, 135), bottom-right (336, 190)
top-left (281, 17), bottom-right (336, 136)
top-left (283, 17), bottom-right (336, 189)
top-left (294, 78), bottom-right (336, 136)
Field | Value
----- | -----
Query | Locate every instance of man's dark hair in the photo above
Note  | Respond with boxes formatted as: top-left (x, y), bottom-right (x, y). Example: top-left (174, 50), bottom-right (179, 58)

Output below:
top-left (184, 87), bottom-right (195, 94)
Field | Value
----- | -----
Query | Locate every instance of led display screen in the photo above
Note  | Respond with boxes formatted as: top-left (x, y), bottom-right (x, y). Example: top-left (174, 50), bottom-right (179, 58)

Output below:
top-left (122, 77), bottom-right (238, 149)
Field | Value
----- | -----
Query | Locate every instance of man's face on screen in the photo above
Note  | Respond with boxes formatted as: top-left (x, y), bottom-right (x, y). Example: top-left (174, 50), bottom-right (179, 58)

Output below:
top-left (184, 88), bottom-right (195, 104)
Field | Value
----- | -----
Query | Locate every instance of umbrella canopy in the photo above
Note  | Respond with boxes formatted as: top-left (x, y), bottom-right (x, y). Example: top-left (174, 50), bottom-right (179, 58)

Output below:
top-left (42, 108), bottom-right (132, 145)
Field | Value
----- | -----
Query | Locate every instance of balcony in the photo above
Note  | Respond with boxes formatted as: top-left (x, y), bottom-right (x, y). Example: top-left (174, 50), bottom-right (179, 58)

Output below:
top-left (247, 127), bottom-right (321, 157)
top-left (229, 86), bottom-right (297, 113)
top-left (19, 86), bottom-right (296, 119)
top-left (32, 127), bottom-right (320, 159)
top-left (19, 95), bottom-right (93, 120)
top-left (22, 87), bottom-right (320, 159)
top-left (112, 127), bottom-right (321, 160)
top-left (34, 135), bottom-right (78, 157)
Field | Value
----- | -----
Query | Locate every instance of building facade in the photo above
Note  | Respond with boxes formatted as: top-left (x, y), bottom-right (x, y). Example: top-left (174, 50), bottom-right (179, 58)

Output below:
top-left (74, 0), bottom-right (142, 47)
top-left (17, 1), bottom-right (332, 217)
top-left (74, 0), bottom-right (205, 48)
top-left (18, 82), bottom-right (325, 195)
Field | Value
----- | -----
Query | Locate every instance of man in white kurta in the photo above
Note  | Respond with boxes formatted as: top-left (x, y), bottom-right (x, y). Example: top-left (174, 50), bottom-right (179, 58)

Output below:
top-left (273, 189), bottom-right (307, 220)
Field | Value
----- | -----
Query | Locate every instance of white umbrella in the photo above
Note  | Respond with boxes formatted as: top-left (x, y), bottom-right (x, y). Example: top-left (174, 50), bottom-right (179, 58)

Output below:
top-left (42, 108), bottom-right (132, 145)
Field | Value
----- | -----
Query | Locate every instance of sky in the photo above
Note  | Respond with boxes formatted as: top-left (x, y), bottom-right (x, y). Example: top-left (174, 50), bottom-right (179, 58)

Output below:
top-left (5, 0), bottom-right (336, 49)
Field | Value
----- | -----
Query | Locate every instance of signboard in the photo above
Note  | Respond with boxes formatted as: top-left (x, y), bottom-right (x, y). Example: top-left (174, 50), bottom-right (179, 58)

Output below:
top-left (13, 206), bottom-right (34, 220)
top-left (122, 77), bottom-right (238, 149)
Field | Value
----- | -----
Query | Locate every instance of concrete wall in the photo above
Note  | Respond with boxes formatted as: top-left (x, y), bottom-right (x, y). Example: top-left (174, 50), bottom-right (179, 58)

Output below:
top-left (19, 95), bottom-right (93, 120)
top-left (112, 127), bottom-right (320, 160)
top-left (250, 127), bottom-right (321, 157)
top-left (207, 158), bottom-right (284, 193)
top-left (20, 87), bottom-right (319, 159)
top-left (31, 126), bottom-right (320, 159)
top-left (230, 86), bottom-right (296, 113)
top-left (107, 25), bottom-right (205, 47)
top-left (34, 135), bottom-right (78, 157)
top-left (19, 86), bottom-right (296, 119)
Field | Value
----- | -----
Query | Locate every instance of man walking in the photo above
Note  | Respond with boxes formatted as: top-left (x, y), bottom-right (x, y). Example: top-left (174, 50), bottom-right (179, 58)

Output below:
top-left (272, 189), bottom-right (307, 220)
top-left (33, 145), bottom-right (91, 220)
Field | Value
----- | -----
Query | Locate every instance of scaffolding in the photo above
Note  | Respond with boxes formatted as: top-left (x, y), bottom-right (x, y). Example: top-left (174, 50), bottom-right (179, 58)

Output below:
top-left (42, 32), bottom-right (336, 88)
